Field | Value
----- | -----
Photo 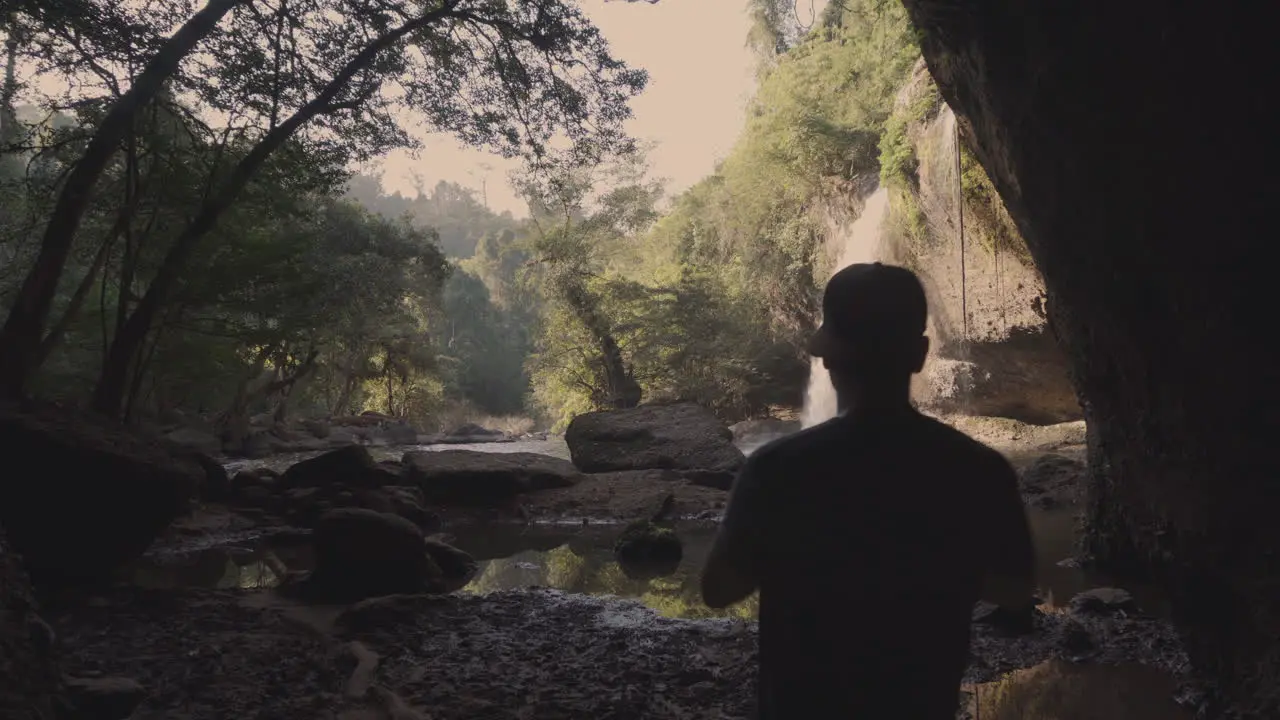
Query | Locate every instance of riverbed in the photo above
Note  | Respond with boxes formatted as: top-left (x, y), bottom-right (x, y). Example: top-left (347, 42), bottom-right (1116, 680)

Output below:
top-left (57, 422), bottom-right (1200, 719)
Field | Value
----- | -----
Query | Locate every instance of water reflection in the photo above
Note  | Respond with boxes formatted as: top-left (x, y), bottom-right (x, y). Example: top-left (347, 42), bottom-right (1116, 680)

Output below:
top-left (966, 660), bottom-right (1191, 720)
top-left (126, 506), bottom-right (1144, 622)
top-left (453, 521), bottom-right (757, 620)
top-left (126, 541), bottom-right (313, 591)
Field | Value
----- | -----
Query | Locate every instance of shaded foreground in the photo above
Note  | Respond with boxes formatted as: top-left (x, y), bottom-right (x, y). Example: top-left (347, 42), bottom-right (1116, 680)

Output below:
top-left (52, 584), bottom-right (1192, 720)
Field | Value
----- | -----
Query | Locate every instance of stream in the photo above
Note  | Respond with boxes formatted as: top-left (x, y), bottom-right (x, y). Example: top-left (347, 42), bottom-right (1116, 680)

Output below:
top-left (116, 435), bottom-right (1195, 719)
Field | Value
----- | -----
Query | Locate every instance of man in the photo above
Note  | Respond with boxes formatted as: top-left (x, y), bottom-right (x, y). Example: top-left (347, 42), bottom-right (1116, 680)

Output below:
top-left (701, 262), bottom-right (1036, 719)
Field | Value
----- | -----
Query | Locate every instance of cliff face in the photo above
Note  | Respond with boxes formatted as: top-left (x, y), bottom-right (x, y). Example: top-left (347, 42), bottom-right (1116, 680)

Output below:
top-left (823, 60), bottom-right (1080, 424)
top-left (899, 1), bottom-right (1278, 714)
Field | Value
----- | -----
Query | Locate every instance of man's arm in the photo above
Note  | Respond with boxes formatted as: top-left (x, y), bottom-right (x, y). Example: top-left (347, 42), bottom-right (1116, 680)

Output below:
top-left (979, 452), bottom-right (1037, 610)
top-left (700, 457), bottom-right (765, 608)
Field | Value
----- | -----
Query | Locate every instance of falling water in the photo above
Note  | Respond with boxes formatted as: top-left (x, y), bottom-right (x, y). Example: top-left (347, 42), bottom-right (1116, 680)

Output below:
top-left (799, 187), bottom-right (891, 428)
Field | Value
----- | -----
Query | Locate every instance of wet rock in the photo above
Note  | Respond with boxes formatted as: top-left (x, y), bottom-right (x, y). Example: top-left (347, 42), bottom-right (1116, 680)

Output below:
top-left (728, 418), bottom-right (800, 444)
top-left (1019, 454), bottom-right (1085, 507)
top-left (240, 430), bottom-right (274, 459)
top-left (402, 450), bottom-right (580, 507)
top-left (231, 467), bottom-right (279, 494)
top-left (614, 520), bottom-right (683, 568)
top-left (679, 469), bottom-right (737, 491)
top-left (1070, 587), bottom-right (1138, 615)
top-left (438, 423), bottom-right (508, 444)
top-left (381, 486), bottom-right (441, 533)
top-left (382, 422), bottom-right (421, 445)
top-left (280, 445), bottom-right (382, 490)
top-left (422, 539), bottom-right (479, 592)
top-left (300, 418), bottom-right (331, 439)
top-left (0, 524), bottom-right (65, 720)
top-left (163, 427), bottom-right (222, 456)
top-left (237, 486), bottom-right (276, 512)
top-left (0, 405), bottom-right (201, 584)
top-left (971, 601), bottom-right (1037, 635)
top-left (326, 429), bottom-right (360, 446)
top-left (63, 676), bottom-right (145, 720)
top-left (333, 594), bottom-right (444, 634)
top-left (290, 509), bottom-right (448, 603)
top-left (1059, 617), bottom-right (1096, 659)
top-left (565, 402), bottom-right (745, 474)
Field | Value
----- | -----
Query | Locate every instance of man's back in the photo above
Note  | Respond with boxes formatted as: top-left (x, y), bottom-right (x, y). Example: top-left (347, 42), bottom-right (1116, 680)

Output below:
top-left (736, 409), bottom-right (1033, 718)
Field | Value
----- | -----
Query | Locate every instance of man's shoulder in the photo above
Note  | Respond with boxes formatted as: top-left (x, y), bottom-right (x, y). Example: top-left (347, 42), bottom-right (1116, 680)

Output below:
top-left (745, 417), bottom-right (851, 467)
top-left (916, 414), bottom-right (1009, 465)
top-left (746, 412), bottom-right (1008, 469)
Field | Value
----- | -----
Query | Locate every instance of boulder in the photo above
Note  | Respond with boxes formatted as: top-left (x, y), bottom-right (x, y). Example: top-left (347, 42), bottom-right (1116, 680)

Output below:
top-left (1019, 453), bottom-right (1085, 509)
top-left (436, 423), bottom-right (509, 444)
top-left (162, 427), bottom-right (222, 456)
top-left (280, 446), bottom-right (381, 490)
top-left (0, 406), bottom-right (201, 584)
top-left (728, 418), bottom-right (800, 444)
top-left (1069, 587), bottom-right (1138, 615)
top-left (300, 419), bottom-right (331, 439)
top-left (292, 509), bottom-right (460, 603)
top-left (381, 422), bottom-right (420, 446)
top-left (402, 450), bottom-right (580, 507)
top-left (63, 676), bottom-right (145, 720)
top-left (614, 520), bottom-right (682, 579)
top-left (423, 538), bottom-right (479, 592)
top-left (0, 524), bottom-right (65, 720)
top-left (565, 402), bottom-right (745, 473)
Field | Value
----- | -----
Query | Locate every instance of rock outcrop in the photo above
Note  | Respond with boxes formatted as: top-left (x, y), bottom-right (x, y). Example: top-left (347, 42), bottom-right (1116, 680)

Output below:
top-left (899, 2), bottom-right (1277, 713)
top-left (290, 508), bottom-right (476, 603)
top-left (565, 403), bottom-right (745, 474)
top-left (402, 450), bottom-right (581, 507)
top-left (227, 453), bottom-right (439, 531)
top-left (862, 59), bottom-right (1080, 425)
top-left (0, 405), bottom-right (201, 584)
top-left (0, 525), bottom-right (64, 720)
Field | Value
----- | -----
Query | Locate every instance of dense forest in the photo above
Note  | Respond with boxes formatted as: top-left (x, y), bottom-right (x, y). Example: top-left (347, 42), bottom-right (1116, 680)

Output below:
top-left (0, 0), bottom-right (936, 435)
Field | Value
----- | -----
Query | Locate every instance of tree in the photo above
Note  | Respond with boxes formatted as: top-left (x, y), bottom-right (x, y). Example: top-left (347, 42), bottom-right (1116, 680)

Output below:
top-left (1, 0), bottom-right (647, 416)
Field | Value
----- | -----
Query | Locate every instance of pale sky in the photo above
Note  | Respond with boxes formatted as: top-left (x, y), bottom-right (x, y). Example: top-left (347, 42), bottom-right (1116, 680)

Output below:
top-left (15, 1), bottom-right (758, 217)
top-left (375, 0), bottom-right (758, 215)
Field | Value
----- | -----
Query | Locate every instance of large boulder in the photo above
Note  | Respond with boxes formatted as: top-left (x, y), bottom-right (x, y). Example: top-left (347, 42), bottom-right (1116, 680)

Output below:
top-left (292, 508), bottom-right (473, 603)
top-left (565, 402), bottom-right (745, 474)
top-left (0, 406), bottom-right (201, 584)
top-left (280, 445), bottom-right (383, 490)
top-left (0, 525), bottom-right (65, 720)
top-left (402, 450), bottom-right (580, 507)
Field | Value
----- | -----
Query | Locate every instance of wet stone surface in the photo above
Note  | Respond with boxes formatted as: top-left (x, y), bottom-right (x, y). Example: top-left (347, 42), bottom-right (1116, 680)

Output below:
top-left (48, 583), bottom-right (1196, 720)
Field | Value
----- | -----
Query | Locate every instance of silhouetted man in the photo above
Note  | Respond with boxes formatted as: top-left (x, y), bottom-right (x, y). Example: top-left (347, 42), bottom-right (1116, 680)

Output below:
top-left (701, 262), bottom-right (1036, 719)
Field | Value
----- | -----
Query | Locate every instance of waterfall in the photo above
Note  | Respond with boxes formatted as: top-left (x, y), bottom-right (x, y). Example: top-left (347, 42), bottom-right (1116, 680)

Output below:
top-left (799, 187), bottom-right (891, 428)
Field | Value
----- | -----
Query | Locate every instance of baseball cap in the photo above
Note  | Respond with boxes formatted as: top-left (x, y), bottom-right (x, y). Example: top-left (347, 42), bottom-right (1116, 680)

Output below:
top-left (808, 262), bottom-right (928, 360)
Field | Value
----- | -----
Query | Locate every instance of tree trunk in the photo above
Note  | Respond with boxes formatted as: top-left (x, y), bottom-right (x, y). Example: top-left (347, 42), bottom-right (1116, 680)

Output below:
top-left (561, 277), bottom-right (641, 409)
top-left (91, 4), bottom-right (453, 416)
top-left (32, 230), bottom-right (114, 367)
top-left (220, 345), bottom-right (274, 453)
top-left (0, 0), bottom-right (245, 399)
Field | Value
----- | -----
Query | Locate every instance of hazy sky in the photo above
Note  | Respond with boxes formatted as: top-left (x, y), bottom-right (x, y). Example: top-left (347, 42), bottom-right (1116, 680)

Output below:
top-left (15, 1), bottom-right (758, 217)
top-left (375, 0), bottom-right (758, 215)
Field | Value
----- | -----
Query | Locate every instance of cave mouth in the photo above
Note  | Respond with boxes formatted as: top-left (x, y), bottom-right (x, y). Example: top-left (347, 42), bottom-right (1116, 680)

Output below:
top-left (899, 0), bottom-right (1279, 713)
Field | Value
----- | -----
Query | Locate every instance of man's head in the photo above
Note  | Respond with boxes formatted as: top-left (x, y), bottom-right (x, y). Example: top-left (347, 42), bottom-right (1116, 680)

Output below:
top-left (808, 262), bottom-right (929, 388)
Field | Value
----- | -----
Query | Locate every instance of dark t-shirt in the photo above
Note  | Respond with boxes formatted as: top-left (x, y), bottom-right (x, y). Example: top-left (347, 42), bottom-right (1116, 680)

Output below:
top-left (719, 409), bottom-right (1033, 719)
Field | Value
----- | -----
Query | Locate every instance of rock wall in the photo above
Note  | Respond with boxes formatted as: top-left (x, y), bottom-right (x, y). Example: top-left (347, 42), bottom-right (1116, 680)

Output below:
top-left (0, 525), bottom-right (62, 720)
top-left (824, 60), bottom-right (1081, 424)
top-left (899, 1), bottom-right (1278, 713)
